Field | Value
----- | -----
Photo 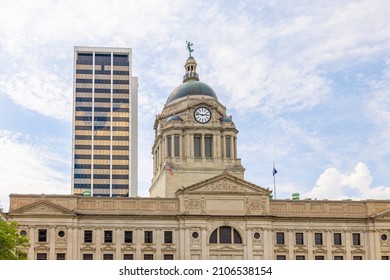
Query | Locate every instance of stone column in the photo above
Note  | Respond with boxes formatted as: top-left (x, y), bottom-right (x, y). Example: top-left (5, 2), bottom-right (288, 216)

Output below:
top-left (263, 229), bottom-right (272, 260)
top-left (135, 229), bottom-right (142, 260)
top-left (307, 230), bottom-right (314, 260)
top-left (288, 230), bottom-right (294, 260)
top-left (28, 226), bottom-right (36, 260)
top-left (246, 229), bottom-right (253, 259)
top-left (95, 228), bottom-right (101, 260)
top-left (185, 228), bottom-right (191, 259)
top-left (49, 226), bottom-right (56, 260)
top-left (156, 229), bottom-right (162, 260)
top-left (326, 230), bottom-right (332, 260)
top-left (345, 230), bottom-right (351, 259)
top-left (115, 228), bottom-right (122, 260)
top-left (201, 227), bottom-right (208, 260)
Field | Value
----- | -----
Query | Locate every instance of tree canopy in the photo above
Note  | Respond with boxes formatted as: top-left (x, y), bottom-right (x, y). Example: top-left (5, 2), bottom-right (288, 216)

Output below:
top-left (0, 219), bottom-right (29, 260)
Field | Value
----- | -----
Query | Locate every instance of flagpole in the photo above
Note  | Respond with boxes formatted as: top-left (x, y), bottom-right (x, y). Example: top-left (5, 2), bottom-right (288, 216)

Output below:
top-left (273, 162), bottom-right (276, 199)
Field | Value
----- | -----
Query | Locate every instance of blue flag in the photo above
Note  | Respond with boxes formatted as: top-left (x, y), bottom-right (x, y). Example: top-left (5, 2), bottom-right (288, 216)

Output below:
top-left (273, 167), bottom-right (277, 176)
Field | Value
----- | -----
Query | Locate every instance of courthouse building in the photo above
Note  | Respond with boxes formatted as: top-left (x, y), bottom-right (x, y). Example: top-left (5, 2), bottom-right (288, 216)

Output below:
top-left (6, 50), bottom-right (390, 260)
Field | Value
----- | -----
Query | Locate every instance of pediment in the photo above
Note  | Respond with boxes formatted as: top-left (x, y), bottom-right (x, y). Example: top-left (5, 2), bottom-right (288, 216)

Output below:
top-left (370, 208), bottom-right (390, 220)
top-left (9, 200), bottom-right (76, 216)
top-left (175, 171), bottom-right (271, 196)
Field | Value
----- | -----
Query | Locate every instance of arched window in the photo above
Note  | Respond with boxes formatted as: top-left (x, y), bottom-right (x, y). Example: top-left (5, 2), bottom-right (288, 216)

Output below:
top-left (209, 226), bottom-right (242, 244)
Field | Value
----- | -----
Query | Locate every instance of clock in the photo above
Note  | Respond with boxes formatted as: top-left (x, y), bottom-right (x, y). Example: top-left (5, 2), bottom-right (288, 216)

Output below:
top-left (194, 107), bottom-right (211, 123)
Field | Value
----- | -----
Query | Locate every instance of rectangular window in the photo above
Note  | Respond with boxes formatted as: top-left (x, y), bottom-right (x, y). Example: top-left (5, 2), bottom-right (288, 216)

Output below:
top-left (164, 254), bottom-right (174, 260)
top-left (104, 230), bottom-right (113, 243)
top-left (314, 233), bottom-right (323, 245)
top-left (174, 135), bottom-right (180, 157)
top-left (315, 255), bottom-right (325, 260)
top-left (276, 232), bottom-right (285, 245)
top-left (144, 231), bottom-right (153, 243)
top-left (334, 233), bottom-right (342, 245)
top-left (226, 137), bottom-right (231, 158)
top-left (144, 254), bottom-right (154, 260)
top-left (334, 256), bottom-right (344, 260)
top-left (124, 231), bottom-right (133, 243)
top-left (296, 255), bottom-right (305, 260)
top-left (205, 135), bottom-right (213, 157)
top-left (352, 233), bottom-right (361, 246)
top-left (38, 229), bottom-right (47, 242)
top-left (124, 254), bottom-right (134, 260)
top-left (295, 233), bottom-right (304, 245)
top-left (276, 255), bottom-right (286, 260)
top-left (164, 231), bottom-right (173, 244)
top-left (84, 230), bottom-right (93, 243)
top-left (56, 253), bottom-right (66, 260)
top-left (167, 136), bottom-right (172, 157)
top-left (36, 253), bottom-right (47, 260)
top-left (381, 256), bottom-right (389, 260)
top-left (194, 135), bottom-right (201, 157)
top-left (103, 254), bottom-right (114, 260)
top-left (83, 254), bottom-right (93, 260)
top-left (353, 256), bottom-right (363, 260)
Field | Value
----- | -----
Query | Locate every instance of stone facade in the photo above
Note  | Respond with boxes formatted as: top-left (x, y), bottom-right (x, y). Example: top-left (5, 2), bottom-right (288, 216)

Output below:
top-left (7, 172), bottom-right (390, 260)
top-left (6, 52), bottom-right (390, 260)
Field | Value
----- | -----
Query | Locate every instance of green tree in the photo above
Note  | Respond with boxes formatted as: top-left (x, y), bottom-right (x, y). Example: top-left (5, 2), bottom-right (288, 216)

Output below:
top-left (0, 219), bottom-right (29, 260)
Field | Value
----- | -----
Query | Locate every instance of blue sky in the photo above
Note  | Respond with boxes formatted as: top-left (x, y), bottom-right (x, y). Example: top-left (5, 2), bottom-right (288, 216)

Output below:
top-left (1, 0), bottom-right (390, 211)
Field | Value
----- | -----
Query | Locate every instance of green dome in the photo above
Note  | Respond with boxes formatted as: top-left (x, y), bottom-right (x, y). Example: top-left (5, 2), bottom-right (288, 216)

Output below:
top-left (166, 80), bottom-right (218, 105)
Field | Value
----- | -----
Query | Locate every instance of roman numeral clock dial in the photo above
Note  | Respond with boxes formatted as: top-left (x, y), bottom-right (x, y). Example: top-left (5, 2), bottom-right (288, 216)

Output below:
top-left (194, 107), bottom-right (211, 124)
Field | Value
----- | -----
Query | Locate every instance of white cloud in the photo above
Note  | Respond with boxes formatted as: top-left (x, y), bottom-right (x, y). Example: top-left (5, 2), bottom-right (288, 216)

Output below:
top-left (0, 130), bottom-right (69, 211)
top-left (0, 65), bottom-right (72, 122)
top-left (305, 162), bottom-right (390, 200)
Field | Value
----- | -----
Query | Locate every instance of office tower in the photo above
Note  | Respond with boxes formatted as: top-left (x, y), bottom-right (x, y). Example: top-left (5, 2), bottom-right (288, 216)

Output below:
top-left (72, 46), bottom-right (138, 197)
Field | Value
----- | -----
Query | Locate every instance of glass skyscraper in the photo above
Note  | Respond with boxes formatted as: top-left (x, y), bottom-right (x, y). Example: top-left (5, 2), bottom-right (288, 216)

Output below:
top-left (72, 46), bottom-right (138, 197)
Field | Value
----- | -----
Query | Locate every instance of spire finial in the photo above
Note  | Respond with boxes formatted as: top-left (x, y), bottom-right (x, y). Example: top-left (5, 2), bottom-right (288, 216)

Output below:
top-left (186, 41), bottom-right (194, 57)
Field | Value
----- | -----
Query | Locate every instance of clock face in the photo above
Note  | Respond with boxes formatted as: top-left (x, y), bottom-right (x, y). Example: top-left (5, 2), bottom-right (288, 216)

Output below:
top-left (194, 107), bottom-right (211, 123)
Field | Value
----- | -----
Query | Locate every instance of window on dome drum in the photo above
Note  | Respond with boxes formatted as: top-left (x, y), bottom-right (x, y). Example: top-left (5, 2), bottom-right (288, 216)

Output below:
top-left (209, 226), bottom-right (242, 244)
top-left (296, 255), bottom-right (305, 260)
top-left (314, 233), bottom-right (323, 245)
top-left (334, 233), bottom-right (342, 245)
top-left (315, 256), bottom-right (325, 260)
top-left (295, 233), bottom-right (304, 245)
top-left (167, 136), bottom-right (172, 157)
top-left (225, 137), bottom-right (231, 158)
top-left (38, 229), bottom-right (47, 242)
top-left (194, 135), bottom-right (201, 157)
top-left (104, 230), bottom-right (113, 243)
top-left (381, 256), bottom-right (389, 260)
top-left (164, 231), bottom-right (173, 244)
top-left (276, 232), bottom-right (285, 245)
top-left (334, 256), bottom-right (344, 260)
top-left (353, 256), bottom-right (363, 260)
top-left (205, 135), bottom-right (213, 157)
top-left (352, 233), bottom-right (361, 246)
top-left (276, 255), bottom-right (286, 260)
top-left (174, 135), bottom-right (180, 157)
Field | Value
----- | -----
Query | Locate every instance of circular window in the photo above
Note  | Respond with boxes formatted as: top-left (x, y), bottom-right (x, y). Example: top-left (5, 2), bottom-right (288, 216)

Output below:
top-left (192, 232), bottom-right (199, 239)
top-left (20, 230), bottom-right (27, 236)
top-left (58, 230), bottom-right (65, 238)
top-left (381, 234), bottom-right (388, 241)
top-left (254, 232), bottom-right (261, 240)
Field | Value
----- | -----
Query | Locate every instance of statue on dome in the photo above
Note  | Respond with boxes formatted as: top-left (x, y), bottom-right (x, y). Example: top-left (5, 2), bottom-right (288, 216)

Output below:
top-left (186, 41), bottom-right (194, 57)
